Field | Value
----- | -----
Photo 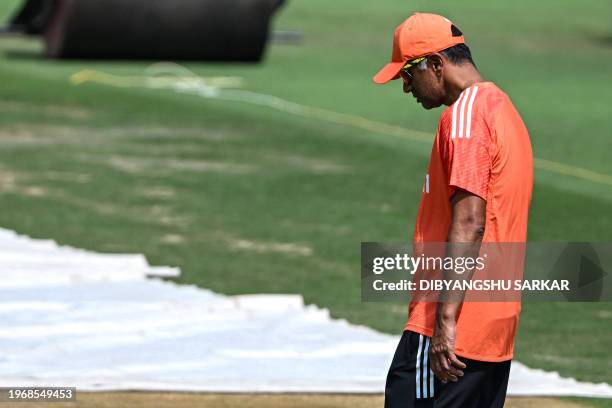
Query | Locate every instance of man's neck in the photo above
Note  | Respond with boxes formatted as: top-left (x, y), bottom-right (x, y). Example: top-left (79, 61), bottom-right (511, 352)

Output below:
top-left (444, 65), bottom-right (485, 106)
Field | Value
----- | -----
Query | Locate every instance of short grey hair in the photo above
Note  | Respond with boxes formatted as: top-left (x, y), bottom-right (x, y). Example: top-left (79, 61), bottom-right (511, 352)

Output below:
top-left (416, 59), bottom-right (428, 71)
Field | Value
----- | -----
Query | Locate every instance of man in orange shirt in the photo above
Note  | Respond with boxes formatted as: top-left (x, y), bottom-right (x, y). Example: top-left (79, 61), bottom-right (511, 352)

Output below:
top-left (373, 13), bottom-right (533, 408)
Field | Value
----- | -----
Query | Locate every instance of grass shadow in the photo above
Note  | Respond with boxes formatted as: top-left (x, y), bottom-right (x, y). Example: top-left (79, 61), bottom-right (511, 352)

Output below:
top-left (3, 48), bottom-right (44, 60)
top-left (591, 34), bottom-right (612, 47)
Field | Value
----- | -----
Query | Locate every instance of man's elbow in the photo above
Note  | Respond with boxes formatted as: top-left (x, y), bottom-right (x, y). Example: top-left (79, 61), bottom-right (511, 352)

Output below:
top-left (449, 190), bottom-right (487, 241)
top-left (453, 214), bottom-right (486, 239)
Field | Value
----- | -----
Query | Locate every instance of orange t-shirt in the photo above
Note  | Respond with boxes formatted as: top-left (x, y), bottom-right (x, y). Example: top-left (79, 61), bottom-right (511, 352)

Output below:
top-left (406, 82), bottom-right (533, 362)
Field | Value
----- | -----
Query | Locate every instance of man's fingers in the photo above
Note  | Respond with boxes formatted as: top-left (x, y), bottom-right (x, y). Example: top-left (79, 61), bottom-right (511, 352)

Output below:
top-left (437, 352), bottom-right (451, 372)
top-left (443, 352), bottom-right (464, 380)
top-left (432, 351), bottom-right (464, 382)
top-left (446, 373), bottom-right (458, 382)
top-left (445, 363), bottom-right (464, 378)
top-left (448, 352), bottom-right (467, 369)
top-left (430, 346), bottom-right (465, 383)
top-left (444, 356), bottom-right (464, 377)
top-left (430, 354), bottom-right (441, 376)
top-left (430, 354), bottom-right (448, 383)
top-left (432, 352), bottom-right (458, 382)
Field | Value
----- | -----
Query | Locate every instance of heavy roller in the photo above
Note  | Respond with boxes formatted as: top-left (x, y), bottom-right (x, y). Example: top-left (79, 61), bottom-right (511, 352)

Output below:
top-left (8, 0), bottom-right (285, 61)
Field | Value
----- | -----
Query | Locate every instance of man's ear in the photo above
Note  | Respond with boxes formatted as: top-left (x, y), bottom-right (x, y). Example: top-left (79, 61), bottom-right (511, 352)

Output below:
top-left (428, 53), bottom-right (444, 77)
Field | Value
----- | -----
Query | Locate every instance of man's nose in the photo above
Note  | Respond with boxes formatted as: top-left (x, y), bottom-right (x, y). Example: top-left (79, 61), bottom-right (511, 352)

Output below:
top-left (403, 80), bottom-right (412, 94)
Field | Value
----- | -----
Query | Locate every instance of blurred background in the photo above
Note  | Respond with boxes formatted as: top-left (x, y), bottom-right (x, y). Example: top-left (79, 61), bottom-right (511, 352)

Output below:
top-left (0, 0), bottom-right (610, 406)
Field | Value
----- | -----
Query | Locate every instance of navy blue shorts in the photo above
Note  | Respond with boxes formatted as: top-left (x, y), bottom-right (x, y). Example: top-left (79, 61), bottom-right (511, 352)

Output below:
top-left (385, 331), bottom-right (511, 408)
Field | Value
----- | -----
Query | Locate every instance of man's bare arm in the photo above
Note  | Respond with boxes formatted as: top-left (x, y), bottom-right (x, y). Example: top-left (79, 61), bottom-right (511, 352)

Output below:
top-left (429, 189), bottom-right (486, 383)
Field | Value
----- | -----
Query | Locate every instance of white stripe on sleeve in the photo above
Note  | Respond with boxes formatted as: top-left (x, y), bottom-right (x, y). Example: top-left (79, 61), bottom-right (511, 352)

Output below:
top-left (451, 91), bottom-right (465, 139)
top-left (457, 87), bottom-right (471, 138)
top-left (465, 86), bottom-right (479, 139)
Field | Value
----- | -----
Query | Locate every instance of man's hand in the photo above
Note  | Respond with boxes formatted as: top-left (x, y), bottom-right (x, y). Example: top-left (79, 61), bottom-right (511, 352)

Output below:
top-left (430, 316), bottom-right (466, 383)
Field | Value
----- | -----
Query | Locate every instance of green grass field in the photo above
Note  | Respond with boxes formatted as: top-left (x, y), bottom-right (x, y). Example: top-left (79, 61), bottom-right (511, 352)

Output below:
top-left (0, 1), bottom-right (610, 406)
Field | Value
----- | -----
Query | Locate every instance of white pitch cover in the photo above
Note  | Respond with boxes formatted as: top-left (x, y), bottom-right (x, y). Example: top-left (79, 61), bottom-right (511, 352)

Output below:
top-left (0, 228), bottom-right (610, 397)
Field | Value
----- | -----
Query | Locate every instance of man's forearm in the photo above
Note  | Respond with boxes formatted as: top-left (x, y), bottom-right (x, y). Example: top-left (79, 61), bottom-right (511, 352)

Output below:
top-left (430, 191), bottom-right (485, 383)
top-left (437, 191), bottom-right (486, 322)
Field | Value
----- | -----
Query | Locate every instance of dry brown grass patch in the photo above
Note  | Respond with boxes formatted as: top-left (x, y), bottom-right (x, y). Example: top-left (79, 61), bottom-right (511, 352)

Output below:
top-left (0, 393), bottom-right (592, 408)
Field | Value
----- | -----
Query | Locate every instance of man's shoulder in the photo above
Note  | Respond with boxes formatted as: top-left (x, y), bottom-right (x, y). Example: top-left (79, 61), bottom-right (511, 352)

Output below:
top-left (475, 82), bottom-right (511, 114)
top-left (438, 82), bottom-right (507, 140)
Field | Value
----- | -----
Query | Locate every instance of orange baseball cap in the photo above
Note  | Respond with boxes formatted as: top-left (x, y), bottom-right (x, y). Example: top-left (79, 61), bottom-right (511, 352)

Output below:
top-left (373, 13), bottom-right (465, 84)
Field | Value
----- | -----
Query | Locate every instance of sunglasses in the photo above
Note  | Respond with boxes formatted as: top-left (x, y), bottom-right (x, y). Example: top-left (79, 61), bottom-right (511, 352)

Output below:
top-left (399, 57), bottom-right (427, 83)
